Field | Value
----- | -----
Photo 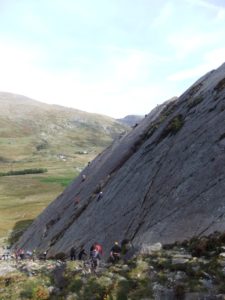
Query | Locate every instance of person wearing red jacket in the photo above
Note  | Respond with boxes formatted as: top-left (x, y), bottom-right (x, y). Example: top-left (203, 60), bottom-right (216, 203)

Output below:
top-left (90, 242), bottom-right (103, 271)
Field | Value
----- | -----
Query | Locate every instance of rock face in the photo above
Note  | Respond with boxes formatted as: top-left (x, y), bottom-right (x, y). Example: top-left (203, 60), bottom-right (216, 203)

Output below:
top-left (16, 63), bottom-right (225, 258)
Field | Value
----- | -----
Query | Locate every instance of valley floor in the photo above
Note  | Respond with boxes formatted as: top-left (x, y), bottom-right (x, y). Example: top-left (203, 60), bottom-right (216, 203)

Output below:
top-left (0, 160), bottom-right (83, 246)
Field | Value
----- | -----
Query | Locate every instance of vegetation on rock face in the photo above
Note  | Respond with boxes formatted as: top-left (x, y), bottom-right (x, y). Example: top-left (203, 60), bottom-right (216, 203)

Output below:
top-left (134, 102), bottom-right (183, 151)
top-left (214, 77), bottom-right (225, 92)
top-left (166, 114), bottom-right (184, 135)
top-left (127, 100), bottom-right (179, 155)
top-left (8, 219), bottom-right (34, 246)
top-left (188, 232), bottom-right (225, 258)
top-left (158, 114), bottom-right (184, 143)
top-left (187, 96), bottom-right (204, 109)
top-left (186, 82), bottom-right (203, 97)
top-left (142, 101), bottom-right (178, 141)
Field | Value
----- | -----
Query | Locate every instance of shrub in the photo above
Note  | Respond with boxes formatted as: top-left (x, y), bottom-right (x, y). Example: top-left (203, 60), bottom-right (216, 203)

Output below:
top-left (69, 278), bottom-right (83, 293)
top-left (189, 237), bottom-right (208, 257)
top-left (55, 252), bottom-right (67, 261)
top-left (131, 101), bottom-right (178, 150)
top-left (20, 280), bottom-right (38, 299)
top-left (0, 155), bottom-right (10, 163)
top-left (21, 283), bottom-right (50, 300)
top-left (219, 231), bottom-right (225, 243)
top-left (82, 277), bottom-right (108, 300)
top-left (8, 219), bottom-right (34, 245)
top-left (214, 77), bottom-right (225, 93)
top-left (187, 96), bottom-right (204, 109)
top-left (158, 114), bottom-right (184, 143)
top-left (0, 168), bottom-right (47, 176)
top-left (116, 280), bottom-right (135, 300)
top-left (34, 286), bottom-right (50, 300)
top-left (168, 115), bottom-right (184, 134)
top-left (218, 282), bottom-right (225, 293)
top-left (36, 140), bottom-right (48, 151)
top-left (189, 234), bottom-right (222, 258)
top-left (187, 82), bottom-right (203, 97)
top-left (157, 271), bottom-right (168, 285)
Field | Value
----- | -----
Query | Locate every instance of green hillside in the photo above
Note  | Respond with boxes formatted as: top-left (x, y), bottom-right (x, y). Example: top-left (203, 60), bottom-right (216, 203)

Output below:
top-left (0, 92), bottom-right (128, 245)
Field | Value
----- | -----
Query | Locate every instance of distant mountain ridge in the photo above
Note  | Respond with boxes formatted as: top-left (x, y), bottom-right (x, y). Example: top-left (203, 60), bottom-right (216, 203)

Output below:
top-left (117, 115), bottom-right (144, 127)
top-left (0, 92), bottom-right (128, 162)
top-left (117, 98), bottom-right (178, 127)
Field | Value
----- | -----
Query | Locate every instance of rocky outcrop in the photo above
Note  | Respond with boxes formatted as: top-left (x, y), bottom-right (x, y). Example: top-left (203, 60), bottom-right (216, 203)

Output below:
top-left (16, 63), bottom-right (225, 258)
top-left (3, 233), bottom-right (225, 299)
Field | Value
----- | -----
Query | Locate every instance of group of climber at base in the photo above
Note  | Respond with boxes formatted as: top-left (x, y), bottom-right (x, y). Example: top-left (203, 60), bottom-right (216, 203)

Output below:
top-left (70, 239), bottom-right (132, 268)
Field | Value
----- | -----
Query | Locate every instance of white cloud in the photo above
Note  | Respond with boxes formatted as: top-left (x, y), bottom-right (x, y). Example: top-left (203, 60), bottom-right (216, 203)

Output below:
top-left (111, 52), bottom-right (145, 82)
top-left (0, 40), bottom-right (40, 67)
top-left (185, 0), bottom-right (225, 21)
top-left (0, 39), bottom-right (168, 118)
top-left (107, 49), bottom-right (166, 85)
top-left (167, 30), bottom-right (221, 59)
top-left (168, 65), bottom-right (211, 81)
top-left (204, 47), bottom-right (225, 65)
top-left (216, 8), bottom-right (225, 21)
top-left (186, 0), bottom-right (219, 10)
top-left (1, 1), bottom-right (225, 118)
top-left (168, 46), bottom-right (225, 81)
top-left (0, 39), bottom-right (81, 105)
top-left (152, 2), bottom-right (174, 27)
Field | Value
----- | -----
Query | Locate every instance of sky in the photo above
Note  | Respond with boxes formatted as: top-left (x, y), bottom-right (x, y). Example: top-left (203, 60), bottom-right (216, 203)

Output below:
top-left (0, 0), bottom-right (225, 118)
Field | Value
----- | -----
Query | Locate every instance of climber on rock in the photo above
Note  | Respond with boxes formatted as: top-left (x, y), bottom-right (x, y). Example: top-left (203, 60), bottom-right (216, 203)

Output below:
top-left (97, 191), bottom-right (103, 201)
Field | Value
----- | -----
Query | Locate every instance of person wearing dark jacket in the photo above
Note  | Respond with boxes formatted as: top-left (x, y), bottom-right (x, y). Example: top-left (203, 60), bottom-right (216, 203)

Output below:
top-left (110, 241), bottom-right (121, 262)
top-left (70, 247), bottom-right (76, 260)
top-left (78, 246), bottom-right (87, 260)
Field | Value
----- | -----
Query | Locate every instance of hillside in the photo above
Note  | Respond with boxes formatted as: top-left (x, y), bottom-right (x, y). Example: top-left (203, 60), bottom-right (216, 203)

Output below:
top-left (0, 92), bottom-right (127, 163)
top-left (0, 92), bottom-right (128, 243)
top-left (16, 62), bottom-right (225, 259)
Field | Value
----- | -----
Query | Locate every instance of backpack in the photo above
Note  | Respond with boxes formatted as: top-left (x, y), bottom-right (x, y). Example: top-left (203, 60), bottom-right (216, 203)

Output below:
top-left (95, 244), bottom-right (103, 254)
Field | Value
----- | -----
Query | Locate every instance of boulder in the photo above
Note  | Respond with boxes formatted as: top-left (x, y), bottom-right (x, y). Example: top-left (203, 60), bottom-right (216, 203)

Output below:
top-left (139, 243), bottom-right (162, 255)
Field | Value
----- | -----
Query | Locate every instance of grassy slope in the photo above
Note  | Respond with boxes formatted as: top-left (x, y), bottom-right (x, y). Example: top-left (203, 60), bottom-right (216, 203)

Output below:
top-left (0, 92), bottom-right (128, 245)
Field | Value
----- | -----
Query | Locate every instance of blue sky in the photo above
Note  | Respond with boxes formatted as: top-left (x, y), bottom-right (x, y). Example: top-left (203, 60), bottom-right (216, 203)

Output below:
top-left (0, 0), bottom-right (225, 118)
